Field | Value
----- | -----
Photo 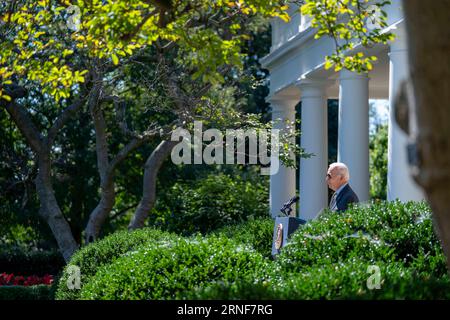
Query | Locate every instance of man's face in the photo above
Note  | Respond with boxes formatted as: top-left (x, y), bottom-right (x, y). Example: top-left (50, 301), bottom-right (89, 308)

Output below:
top-left (326, 167), bottom-right (344, 191)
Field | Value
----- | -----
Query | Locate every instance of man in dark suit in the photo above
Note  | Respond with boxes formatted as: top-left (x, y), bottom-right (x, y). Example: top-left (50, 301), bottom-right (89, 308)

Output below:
top-left (326, 162), bottom-right (359, 212)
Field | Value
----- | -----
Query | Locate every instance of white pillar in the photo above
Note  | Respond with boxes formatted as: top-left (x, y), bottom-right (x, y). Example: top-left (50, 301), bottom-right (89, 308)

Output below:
top-left (338, 70), bottom-right (370, 202)
top-left (297, 81), bottom-right (329, 220)
top-left (387, 27), bottom-right (424, 201)
top-left (268, 96), bottom-right (298, 218)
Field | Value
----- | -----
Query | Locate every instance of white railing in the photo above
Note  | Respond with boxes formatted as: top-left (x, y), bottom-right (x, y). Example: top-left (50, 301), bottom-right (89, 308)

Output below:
top-left (270, 0), bottom-right (404, 53)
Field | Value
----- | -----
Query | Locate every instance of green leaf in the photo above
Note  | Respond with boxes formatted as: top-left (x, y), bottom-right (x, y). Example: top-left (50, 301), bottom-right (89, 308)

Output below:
top-left (324, 60), bottom-right (333, 70)
top-left (112, 53), bottom-right (119, 65)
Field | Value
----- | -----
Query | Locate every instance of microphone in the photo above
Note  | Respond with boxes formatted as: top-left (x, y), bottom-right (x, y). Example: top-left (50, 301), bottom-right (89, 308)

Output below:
top-left (280, 196), bottom-right (299, 216)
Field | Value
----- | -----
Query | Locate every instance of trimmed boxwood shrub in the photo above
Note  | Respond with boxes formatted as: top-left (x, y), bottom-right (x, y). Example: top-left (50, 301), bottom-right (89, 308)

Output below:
top-left (211, 217), bottom-right (274, 258)
top-left (188, 259), bottom-right (450, 300)
top-left (57, 200), bottom-right (449, 300)
top-left (0, 285), bottom-right (54, 300)
top-left (186, 258), bottom-right (385, 299)
top-left (79, 236), bottom-right (269, 300)
top-left (277, 200), bottom-right (441, 272)
top-left (187, 200), bottom-right (450, 299)
top-left (55, 228), bottom-right (180, 300)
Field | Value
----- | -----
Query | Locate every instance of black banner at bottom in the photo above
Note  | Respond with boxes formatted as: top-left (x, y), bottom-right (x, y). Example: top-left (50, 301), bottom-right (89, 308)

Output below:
top-left (3, 300), bottom-right (449, 319)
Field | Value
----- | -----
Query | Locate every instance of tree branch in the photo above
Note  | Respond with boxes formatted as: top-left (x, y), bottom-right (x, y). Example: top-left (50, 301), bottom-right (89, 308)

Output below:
top-left (109, 135), bottom-right (153, 172)
top-left (47, 99), bottom-right (86, 145)
top-left (120, 8), bottom-right (159, 41)
top-left (89, 82), bottom-right (110, 180)
top-left (1, 101), bottom-right (44, 153)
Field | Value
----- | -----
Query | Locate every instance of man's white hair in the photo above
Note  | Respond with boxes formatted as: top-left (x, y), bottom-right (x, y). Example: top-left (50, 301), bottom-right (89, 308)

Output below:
top-left (329, 162), bottom-right (350, 181)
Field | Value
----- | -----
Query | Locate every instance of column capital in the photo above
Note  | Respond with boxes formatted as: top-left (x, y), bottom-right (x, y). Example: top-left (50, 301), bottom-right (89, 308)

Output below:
top-left (389, 24), bottom-right (408, 54)
top-left (339, 69), bottom-right (369, 81)
top-left (295, 78), bottom-right (334, 99)
top-left (266, 94), bottom-right (299, 111)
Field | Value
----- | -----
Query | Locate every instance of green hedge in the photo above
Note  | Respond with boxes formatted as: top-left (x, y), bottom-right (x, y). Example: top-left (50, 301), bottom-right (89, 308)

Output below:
top-left (57, 200), bottom-right (450, 300)
top-left (191, 201), bottom-right (450, 299)
top-left (211, 217), bottom-right (274, 258)
top-left (188, 259), bottom-right (450, 300)
top-left (187, 258), bottom-right (390, 299)
top-left (0, 248), bottom-right (64, 276)
top-left (79, 236), bottom-right (268, 300)
top-left (0, 285), bottom-right (54, 300)
top-left (277, 200), bottom-right (441, 272)
top-left (55, 228), bottom-right (180, 300)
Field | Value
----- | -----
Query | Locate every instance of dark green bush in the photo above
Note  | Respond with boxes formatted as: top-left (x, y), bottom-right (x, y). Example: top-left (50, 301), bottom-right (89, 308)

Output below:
top-left (149, 173), bottom-right (269, 236)
top-left (79, 236), bottom-right (269, 300)
top-left (55, 228), bottom-right (179, 300)
top-left (0, 285), bottom-right (54, 300)
top-left (211, 217), bottom-right (274, 258)
top-left (0, 247), bottom-right (64, 276)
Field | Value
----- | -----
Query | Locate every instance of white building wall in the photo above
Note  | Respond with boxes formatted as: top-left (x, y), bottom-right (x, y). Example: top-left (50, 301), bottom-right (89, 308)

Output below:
top-left (262, 0), bottom-right (425, 218)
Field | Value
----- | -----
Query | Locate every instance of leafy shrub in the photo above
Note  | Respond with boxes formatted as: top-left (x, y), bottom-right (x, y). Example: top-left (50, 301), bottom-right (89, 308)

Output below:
top-left (0, 225), bottom-right (40, 249)
top-left (0, 285), bottom-right (54, 300)
top-left (369, 123), bottom-right (387, 200)
top-left (188, 201), bottom-right (450, 299)
top-left (149, 173), bottom-right (269, 236)
top-left (268, 260), bottom-right (420, 299)
top-left (79, 236), bottom-right (269, 300)
top-left (187, 258), bottom-right (379, 299)
top-left (359, 269), bottom-right (450, 299)
top-left (55, 228), bottom-right (179, 300)
top-left (211, 217), bottom-right (274, 258)
top-left (277, 200), bottom-right (440, 272)
top-left (190, 259), bottom-right (450, 300)
top-left (57, 200), bottom-right (449, 300)
top-left (185, 277), bottom-right (275, 300)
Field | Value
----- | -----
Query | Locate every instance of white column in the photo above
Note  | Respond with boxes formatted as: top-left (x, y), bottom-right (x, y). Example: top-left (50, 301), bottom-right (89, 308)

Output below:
top-left (268, 96), bottom-right (298, 218)
top-left (387, 27), bottom-right (424, 201)
top-left (338, 70), bottom-right (370, 202)
top-left (297, 81), bottom-right (329, 220)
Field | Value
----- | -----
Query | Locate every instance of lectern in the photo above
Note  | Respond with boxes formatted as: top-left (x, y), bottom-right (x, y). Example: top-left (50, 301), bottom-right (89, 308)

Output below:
top-left (271, 196), bottom-right (306, 258)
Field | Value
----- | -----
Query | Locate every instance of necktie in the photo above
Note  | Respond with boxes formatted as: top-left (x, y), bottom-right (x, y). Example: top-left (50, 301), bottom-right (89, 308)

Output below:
top-left (329, 192), bottom-right (338, 211)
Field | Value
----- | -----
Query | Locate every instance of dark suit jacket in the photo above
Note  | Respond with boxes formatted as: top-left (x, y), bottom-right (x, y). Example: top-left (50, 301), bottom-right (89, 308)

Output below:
top-left (333, 184), bottom-right (359, 212)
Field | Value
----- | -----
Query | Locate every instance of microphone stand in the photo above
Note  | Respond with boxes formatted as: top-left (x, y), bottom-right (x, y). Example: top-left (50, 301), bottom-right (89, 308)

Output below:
top-left (280, 196), bottom-right (299, 217)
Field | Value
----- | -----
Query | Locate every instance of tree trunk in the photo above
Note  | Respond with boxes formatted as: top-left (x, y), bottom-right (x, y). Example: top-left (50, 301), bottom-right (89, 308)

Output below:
top-left (84, 83), bottom-right (114, 243)
top-left (84, 89), bottom-right (153, 242)
top-left (2, 99), bottom-right (82, 262)
top-left (402, 0), bottom-right (450, 269)
top-left (35, 151), bottom-right (79, 262)
top-left (129, 140), bottom-right (177, 230)
top-left (85, 177), bottom-right (116, 243)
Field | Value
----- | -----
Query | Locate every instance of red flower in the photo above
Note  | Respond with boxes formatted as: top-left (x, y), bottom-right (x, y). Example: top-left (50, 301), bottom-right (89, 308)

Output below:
top-left (0, 273), bottom-right (54, 286)
top-left (13, 276), bottom-right (25, 286)
top-left (42, 274), bottom-right (54, 285)
top-left (5, 273), bottom-right (14, 285)
top-left (24, 275), bottom-right (39, 286)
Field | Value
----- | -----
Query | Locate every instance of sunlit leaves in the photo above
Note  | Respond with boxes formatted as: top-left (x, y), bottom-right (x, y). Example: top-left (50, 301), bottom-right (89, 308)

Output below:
top-left (0, 1), bottom-right (85, 102)
top-left (301, 0), bottom-right (395, 73)
top-left (0, 0), bottom-right (290, 102)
